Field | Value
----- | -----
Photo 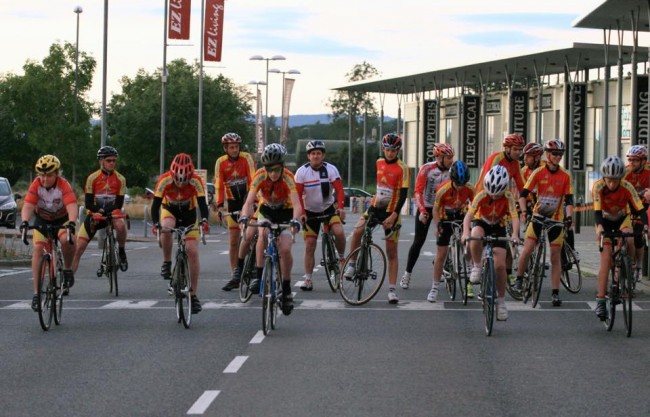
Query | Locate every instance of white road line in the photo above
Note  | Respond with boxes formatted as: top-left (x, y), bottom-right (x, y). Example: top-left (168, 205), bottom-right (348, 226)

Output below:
top-left (586, 301), bottom-right (643, 311)
top-left (0, 269), bottom-right (30, 278)
top-left (100, 300), bottom-right (158, 309)
top-left (5, 302), bottom-right (30, 309)
top-left (187, 390), bottom-right (220, 415)
top-left (250, 331), bottom-right (265, 344)
top-left (223, 356), bottom-right (248, 373)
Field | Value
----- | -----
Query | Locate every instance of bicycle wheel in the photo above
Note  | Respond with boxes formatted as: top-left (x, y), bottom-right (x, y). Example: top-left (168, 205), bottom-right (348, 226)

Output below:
top-left (621, 258), bottom-right (633, 337)
top-left (107, 234), bottom-right (119, 297)
top-left (605, 268), bottom-right (617, 331)
top-left (53, 258), bottom-right (63, 326)
top-left (560, 244), bottom-right (582, 294)
top-left (322, 232), bottom-right (340, 292)
top-left (339, 243), bottom-right (386, 306)
top-left (482, 257), bottom-right (495, 336)
top-left (37, 254), bottom-right (53, 331)
top-left (444, 251), bottom-right (456, 300)
top-left (452, 238), bottom-right (468, 305)
top-left (174, 255), bottom-right (192, 328)
top-left (271, 263), bottom-right (281, 330)
top-left (531, 243), bottom-right (546, 308)
top-left (262, 257), bottom-right (273, 335)
top-left (505, 243), bottom-right (523, 301)
top-left (239, 237), bottom-right (257, 303)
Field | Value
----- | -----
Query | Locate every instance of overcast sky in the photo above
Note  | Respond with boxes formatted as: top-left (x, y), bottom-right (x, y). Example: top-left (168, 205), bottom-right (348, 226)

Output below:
top-left (0, 0), bottom-right (639, 117)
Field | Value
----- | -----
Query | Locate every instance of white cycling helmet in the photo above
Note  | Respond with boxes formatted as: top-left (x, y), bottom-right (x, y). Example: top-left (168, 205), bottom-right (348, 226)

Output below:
top-left (483, 165), bottom-right (510, 197)
top-left (600, 155), bottom-right (625, 179)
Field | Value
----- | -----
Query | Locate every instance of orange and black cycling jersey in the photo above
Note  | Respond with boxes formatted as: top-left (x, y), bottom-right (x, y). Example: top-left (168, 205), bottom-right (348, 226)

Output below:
top-left (624, 164), bottom-right (650, 206)
top-left (475, 151), bottom-right (525, 195)
top-left (24, 176), bottom-right (77, 222)
top-left (250, 167), bottom-right (297, 210)
top-left (213, 151), bottom-right (256, 207)
top-left (83, 169), bottom-right (127, 213)
top-left (373, 158), bottom-right (410, 213)
top-left (434, 180), bottom-right (475, 220)
top-left (468, 190), bottom-right (518, 227)
top-left (592, 178), bottom-right (645, 223)
top-left (522, 165), bottom-right (573, 220)
top-left (151, 171), bottom-right (209, 223)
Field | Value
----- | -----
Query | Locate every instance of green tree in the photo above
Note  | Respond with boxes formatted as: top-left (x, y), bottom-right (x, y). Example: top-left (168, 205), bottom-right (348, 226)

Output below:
top-left (0, 42), bottom-right (97, 186)
top-left (108, 59), bottom-right (253, 187)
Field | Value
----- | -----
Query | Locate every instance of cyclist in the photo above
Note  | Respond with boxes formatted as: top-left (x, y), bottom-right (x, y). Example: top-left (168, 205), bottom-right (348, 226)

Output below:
top-left (71, 146), bottom-right (128, 275)
top-left (214, 132), bottom-right (257, 292)
top-left (428, 160), bottom-right (474, 302)
top-left (151, 153), bottom-right (210, 314)
top-left (520, 142), bottom-right (545, 217)
top-left (20, 155), bottom-right (78, 311)
top-left (623, 144), bottom-right (650, 280)
top-left (513, 139), bottom-right (574, 307)
top-left (400, 143), bottom-right (453, 290)
top-left (239, 144), bottom-right (302, 315)
top-left (294, 140), bottom-right (346, 291)
top-left (475, 133), bottom-right (526, 283)
top-left (593, 155), bottom-right (648, 321)
top-left (343, 133), bottom-right (410, 304)
top-left (463, 165), bottom-right (520, 321)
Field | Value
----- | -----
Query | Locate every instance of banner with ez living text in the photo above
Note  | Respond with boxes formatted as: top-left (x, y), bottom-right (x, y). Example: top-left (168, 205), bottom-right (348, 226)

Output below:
top-left (422, 100), bottom-right (438, 163)
top-left (168, 0), bottom-right (191, 40)
top-left (462, 95), bottom-right (480, 168)
top-left (204, 0), bottom-right (225, 62)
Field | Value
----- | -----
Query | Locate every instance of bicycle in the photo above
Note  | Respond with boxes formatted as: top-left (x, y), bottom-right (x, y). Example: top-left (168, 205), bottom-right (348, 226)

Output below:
top-left (309, 213), bottom-right (345, 292)
top-left (599, 229), bottom-right (647, 337)
top-left (238, 222), bottom-right (258, 304)
top-left (505, 218), bottom-right (523, 301)
top-left (246, 219), bottom-right (297, 335)
top-left (560, 226), bottom-right (582, 294)
top-left (93, 212), bottom-right (126, 297)
top-left (440, 220), bottom-right (469, 304)
top-left (339, 211), bottom-right (391, 306)
top-left (22, 223), bottom-right (72, 331)
top-left (157, 224), bottom-right (205, 329)
top-left (520, 215), bottom-right (564, 308)
top-left (466, 234), bottom-right (511, 336)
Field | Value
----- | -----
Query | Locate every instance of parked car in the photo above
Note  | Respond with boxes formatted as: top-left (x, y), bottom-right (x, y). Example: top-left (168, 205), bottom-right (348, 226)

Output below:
top-left (0, 177), bottom-right (20, 229)
top-left (333, 187), bottom-right (373, 207)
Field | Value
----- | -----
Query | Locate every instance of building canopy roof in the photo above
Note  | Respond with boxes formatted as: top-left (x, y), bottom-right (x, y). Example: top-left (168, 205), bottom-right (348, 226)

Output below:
top-left (333, 43), bottom-right (648, 94)
top-left (573, 0), bottom-right (650, 31)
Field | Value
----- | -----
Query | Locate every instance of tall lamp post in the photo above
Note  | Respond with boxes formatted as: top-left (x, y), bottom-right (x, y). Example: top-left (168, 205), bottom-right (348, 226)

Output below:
top-left (249, 55), bottom-right (285, 146)
top-left (248, 80), bottom-right (266, 154)
top-left (268, 68), bottom-right (300, 144)
top-left (73, 5), bottom-right (83, 185)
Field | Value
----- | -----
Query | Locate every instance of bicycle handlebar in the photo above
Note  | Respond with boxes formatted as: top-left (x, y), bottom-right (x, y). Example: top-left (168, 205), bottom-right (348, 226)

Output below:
top-left (21, 223), bottom-right (72, 246)
top-left (598, 229), bottom-right (649, 252)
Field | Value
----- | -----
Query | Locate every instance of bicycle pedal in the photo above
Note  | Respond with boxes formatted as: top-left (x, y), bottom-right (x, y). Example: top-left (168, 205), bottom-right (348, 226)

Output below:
top-left (96, 268), bottom-right (104, 277)
top-left (319, 259), bottom-right (325, 266)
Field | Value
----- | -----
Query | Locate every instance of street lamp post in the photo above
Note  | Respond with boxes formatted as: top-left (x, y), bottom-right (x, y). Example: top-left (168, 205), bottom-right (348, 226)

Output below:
top-left (73, 5), bottom-right (82, 185)
top-left (248, 80), bottom-right (267, 154)
top-left (249, 55), bottom-right (285, 146)
top-left (268, 68), bottom-right (300, 145)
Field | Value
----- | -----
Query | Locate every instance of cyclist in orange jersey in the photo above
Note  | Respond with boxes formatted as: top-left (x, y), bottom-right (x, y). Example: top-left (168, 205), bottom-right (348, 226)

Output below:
top-left (623, 144), bottom-right (650, 278)
top-left (342, 133), bottom-right (410, 304)
top-left (475, 133), bottom-right (526, 195)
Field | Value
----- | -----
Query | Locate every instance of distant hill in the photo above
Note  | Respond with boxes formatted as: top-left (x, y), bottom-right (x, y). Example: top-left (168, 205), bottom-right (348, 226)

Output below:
top-left (274, 114), bottom-right (395, 127)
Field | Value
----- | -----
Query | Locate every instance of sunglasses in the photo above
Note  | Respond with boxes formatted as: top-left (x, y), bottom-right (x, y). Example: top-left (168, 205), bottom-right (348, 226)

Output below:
top-left (265, 165), bottom-right (283, 174)
top-left (550, 151), bottom-right (564, 157)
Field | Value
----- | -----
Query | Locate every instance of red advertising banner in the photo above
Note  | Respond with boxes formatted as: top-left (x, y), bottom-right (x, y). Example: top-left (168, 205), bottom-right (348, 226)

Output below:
top-left (280, 78), bottom-right (295, 144)
top-left (204, 0), bottom-right (225, 62)
top-left (168, 0), bottom-right (191, 40)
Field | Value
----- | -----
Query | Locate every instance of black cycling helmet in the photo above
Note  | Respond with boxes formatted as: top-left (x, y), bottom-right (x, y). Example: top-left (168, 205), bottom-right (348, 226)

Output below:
top-left (306, 140), bottom-right (326, 153)
top-left (382, 133), bottom-right (402, 150)
top-left (261, 143), bottom-right (287, 166)
top-left (450, 160), bottom-right (470, 185)
top-left (97, 146), bottom-right (118, 160)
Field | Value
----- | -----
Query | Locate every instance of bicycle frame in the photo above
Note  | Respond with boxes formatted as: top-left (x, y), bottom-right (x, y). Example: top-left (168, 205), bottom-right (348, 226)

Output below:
top-left (523, 215), bottom-right (563, 308)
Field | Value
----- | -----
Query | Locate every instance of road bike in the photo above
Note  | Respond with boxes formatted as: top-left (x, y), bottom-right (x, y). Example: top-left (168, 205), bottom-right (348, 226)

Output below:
top-left (238, 222), bottom-right (258, 303)
top-left (521, 215), bottom-right (564, 308)
top-left (505, 218), bottom-right (523, 301)
top-left (93, 212), bottom-right (126, 297)
top-left (22, 223), bottom-right (72, 331)
top-left (339, 211), bottom-right (392, 306)
top-left (310, 213), bottom-right (344, 292)
top-left (158, 224), bottom-right (205, 329)
top-left (440, 220), bottom-right (469, 304)
top-left (599, 229), bottom-right (647, 337)
top-left (560, 226), bottom-right (582, 294)
top-left (466, 234), bottom-right (511, 336)
top-left (247, 220), bottom-right (296, 335)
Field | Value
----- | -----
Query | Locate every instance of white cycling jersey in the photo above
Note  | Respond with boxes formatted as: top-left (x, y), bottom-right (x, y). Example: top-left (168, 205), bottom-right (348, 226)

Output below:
top-left (294, 162), bottom-right (341, 213)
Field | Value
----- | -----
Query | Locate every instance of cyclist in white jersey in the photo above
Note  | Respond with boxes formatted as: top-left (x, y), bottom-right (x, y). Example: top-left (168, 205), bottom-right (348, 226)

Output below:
top-left (294, 140), bottom-right (346, 290)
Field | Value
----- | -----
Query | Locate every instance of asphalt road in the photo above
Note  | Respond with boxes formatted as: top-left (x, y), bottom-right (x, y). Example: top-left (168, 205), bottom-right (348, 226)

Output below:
top-left (1, 213), bottom-right (650, 416)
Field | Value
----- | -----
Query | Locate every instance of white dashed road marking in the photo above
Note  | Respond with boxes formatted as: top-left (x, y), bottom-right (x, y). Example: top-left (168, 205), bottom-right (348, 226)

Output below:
top-left (187, 390), bottom-right (220, 415)
top-left (223, 356), bottom-right (248, 373)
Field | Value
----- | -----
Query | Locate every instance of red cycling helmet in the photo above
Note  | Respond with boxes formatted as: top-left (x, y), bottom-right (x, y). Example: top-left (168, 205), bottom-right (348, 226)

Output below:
top-left (170, 153), bottom-right (195, 186)
top-left (523, 143), bottom-right (544, 157)
top-left (221, 132), bottom-right (242, 144)
top-left (434, 143), bottom-right (454, 157)
top-left (382, 133), bottom-right (402, 150)
top-left (502, 133), bottom-right (525, 148)
top-left (544, 139), bottom-right (565, 152)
